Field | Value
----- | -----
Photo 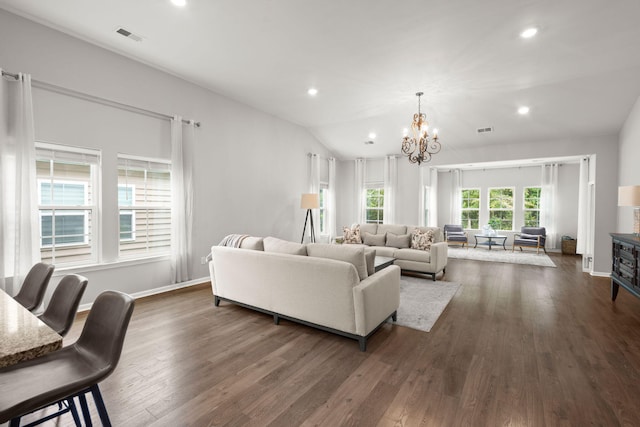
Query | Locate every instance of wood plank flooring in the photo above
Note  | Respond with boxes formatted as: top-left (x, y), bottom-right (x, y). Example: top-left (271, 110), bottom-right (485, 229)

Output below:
top-left (17, 254), bottom-right (640, 426)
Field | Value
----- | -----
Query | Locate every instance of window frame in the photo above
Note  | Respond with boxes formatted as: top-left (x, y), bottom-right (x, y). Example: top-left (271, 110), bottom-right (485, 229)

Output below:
top-left (365, 184), bottom-right (384, 224)
top-left (523, 186), bottom-right (542, 228)
top-left (38, 180), bottom-right (90, 248)
top-left (460, 188), bottom-right (480, 229)
top-left (318, 184), bottom-right (328, 234)
top-left (488, 187), bottom-right (515, 231)
top-left (118, 184), bottom-right (137, 242)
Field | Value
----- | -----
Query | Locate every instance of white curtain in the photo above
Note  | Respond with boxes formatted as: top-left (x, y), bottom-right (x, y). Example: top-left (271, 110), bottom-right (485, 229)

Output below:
top-left (541, 163), bottom-right (558, 250)
top-left (429, 167), bottom-right (439, 227)
top-left (450, 169), bottom-right (462, 225)
top-left (383, 155), bottom-right (397, 224)
top-left (305, 153), bottom-right (320, 242)
top-left (354, 158), bottom-right (366, 224)
top-left (327, 157), bottom-right (337, 238)
top-left (576, 157), bottom-right (589, 254)
top-left (0, 71), bottom-right (39, 295)
top-left (170, 116), bottom-right (194, 284)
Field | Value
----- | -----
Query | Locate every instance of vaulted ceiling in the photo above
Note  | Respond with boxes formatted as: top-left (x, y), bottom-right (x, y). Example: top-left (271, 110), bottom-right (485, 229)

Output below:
top-left (2, 0), bottom-right (640, 160)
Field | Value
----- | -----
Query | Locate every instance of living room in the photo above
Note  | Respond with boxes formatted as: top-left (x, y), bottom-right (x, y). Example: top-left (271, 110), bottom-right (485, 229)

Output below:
top-left (2, 0), bottom-right (640, 425)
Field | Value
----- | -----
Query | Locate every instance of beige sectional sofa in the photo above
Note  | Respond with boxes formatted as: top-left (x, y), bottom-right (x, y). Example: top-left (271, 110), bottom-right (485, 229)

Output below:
top-left (209, 238), bottom-right (400, 351)
top-left (348, 224), bottom-right (448, 281)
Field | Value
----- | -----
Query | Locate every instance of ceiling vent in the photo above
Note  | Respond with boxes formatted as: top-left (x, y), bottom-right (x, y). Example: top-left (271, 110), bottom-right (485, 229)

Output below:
top-left (116, 27), bottom-right (143, 42)
top-left (364, 140), bottom-right (375, 145)
top-left (476, 126), bottom-right (494, 134)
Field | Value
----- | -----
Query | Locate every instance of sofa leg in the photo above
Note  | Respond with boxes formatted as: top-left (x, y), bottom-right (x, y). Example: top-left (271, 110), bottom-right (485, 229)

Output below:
top-left (443, 267), bottom-right (446, 275)
top-left (432, 273), bottom-right (436, 281)
top-left (214, 296), bottom-right (220, 307)
top-left (391, 311), bottom-right (397, 322)
top-left (359, 337), bottom-right (367, 352)
top-left (273, 314), bottom-right (280, 325)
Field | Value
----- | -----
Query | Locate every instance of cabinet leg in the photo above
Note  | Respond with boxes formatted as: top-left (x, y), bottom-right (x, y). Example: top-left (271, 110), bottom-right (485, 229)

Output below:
top-left (611, 282), bottom-right (620, 301)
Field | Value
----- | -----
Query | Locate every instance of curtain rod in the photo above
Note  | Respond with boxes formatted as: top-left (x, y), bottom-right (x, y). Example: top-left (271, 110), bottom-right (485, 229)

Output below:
top-left (1, 69), bottom-right (200, 127)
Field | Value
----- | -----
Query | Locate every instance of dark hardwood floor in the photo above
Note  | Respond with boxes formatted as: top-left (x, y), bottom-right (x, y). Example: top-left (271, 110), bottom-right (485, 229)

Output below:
top-left (20, 254), bottom-right (640, 426)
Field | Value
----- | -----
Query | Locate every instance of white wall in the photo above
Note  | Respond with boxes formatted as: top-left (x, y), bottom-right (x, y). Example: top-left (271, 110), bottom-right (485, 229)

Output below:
top-left (618, 95), bottom-right (640, 230)
top-left (338, 134), bottom-right (618, 273)
top-left (0, 10), bottom-right (334, 305)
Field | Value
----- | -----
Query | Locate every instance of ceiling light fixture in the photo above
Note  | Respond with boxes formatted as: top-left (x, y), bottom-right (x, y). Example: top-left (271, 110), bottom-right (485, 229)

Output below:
top-left (307, 88), bottom-right (318, 96)
top-left (518, 106), bottom-right (530, 115)
top-left (171, 0), bottom-right (187, 7)
top-left (520, 27), bottom-right (538, 38)
top-left (401, 92), bottom-right (441, 164)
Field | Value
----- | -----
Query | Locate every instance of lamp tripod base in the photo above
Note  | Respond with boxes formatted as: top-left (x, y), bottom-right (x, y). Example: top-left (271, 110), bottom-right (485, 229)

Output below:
top-left (301, 209), bottom-right (316, 244)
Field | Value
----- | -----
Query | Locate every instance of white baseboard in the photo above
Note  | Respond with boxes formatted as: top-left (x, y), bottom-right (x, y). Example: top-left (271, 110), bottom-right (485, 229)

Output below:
top-left (77, 276), bottom-right (210, 312)
top-left (590, 271), bottom-right (611, 278)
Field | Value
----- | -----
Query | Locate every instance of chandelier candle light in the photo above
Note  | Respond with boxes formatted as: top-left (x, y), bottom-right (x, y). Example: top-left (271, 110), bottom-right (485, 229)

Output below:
top-left (401, 92), bottom-right (441, 164)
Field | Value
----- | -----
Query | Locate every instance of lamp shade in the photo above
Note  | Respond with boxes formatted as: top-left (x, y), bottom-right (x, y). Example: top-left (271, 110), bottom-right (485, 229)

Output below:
top-left (300, 193), bottom-right (320, 209)
top-left (618, 186), bottom-right (640, 206)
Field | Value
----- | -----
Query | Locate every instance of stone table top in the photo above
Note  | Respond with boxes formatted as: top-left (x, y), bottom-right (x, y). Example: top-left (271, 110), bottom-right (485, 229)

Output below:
top-left (0, 288), bottom-right (62, 368)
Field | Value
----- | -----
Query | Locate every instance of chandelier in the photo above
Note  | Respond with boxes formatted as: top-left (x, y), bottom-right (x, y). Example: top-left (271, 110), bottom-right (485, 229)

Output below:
top-left (401, 92), bottom-right (441, 164)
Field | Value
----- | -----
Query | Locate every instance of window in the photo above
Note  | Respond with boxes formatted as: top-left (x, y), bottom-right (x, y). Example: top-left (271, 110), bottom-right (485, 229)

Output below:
top-left (461, 188), bottom-right (480, 229)
top-left (423, 186), bottom-right (430, 226)
top-left (365, 187), bottom-right (384, 224)
top-left (118, 156), bottom-right (171, 258)
top-left (36, 144), bottom-right (99, 265)
top-left (488, 187), bottom-right (514, 230)
top-left (524, 187), bottom-right (542, 227)
top-left (319, 185), bottom-right (328, 234)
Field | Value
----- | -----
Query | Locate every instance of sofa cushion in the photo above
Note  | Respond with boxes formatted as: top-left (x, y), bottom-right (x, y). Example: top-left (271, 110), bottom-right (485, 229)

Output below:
top-left (370, 246), bottom-right (395, 257)
top-left (394, 248), bottom-right (432, 263)
top-left (411, 228), bottom-right (434, 251)
top-left (343, 225), bottom-right (362, 244)
top-left (519, 233), bottom-right (541, 240)
top-left (365, 249), bottom-right (376, 276)
top-left (386, 232), bottom-right (411, 248)
top-left (378, 224), bottom-right (407, 236)
top-left (263, 237), bottom-right (307, 255)
top-left (358, 223), bottom-right (378, 236)
top-left (240, 236), bottom-right (264, 251)
top-left (307, 243), bottom-right (369, 281)
top-left (363, 231), bottom-right (386, 247)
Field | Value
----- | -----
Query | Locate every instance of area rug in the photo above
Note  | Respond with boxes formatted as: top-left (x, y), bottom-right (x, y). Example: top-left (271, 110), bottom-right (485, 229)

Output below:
top-left (392, 276), bottom-right (461, 332)
top-left (447, 246), bottom-right (556, 267)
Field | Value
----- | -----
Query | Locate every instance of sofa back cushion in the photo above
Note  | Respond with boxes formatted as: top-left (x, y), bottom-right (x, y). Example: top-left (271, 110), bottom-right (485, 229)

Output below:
top-left (363, 231), bottom-right (386, 247)
top-left (263, 237), bottom-right (307, 255)
top-left (307, 243), bottom-right (369, 281)
top-left (377, 224), bottom-right (407, 236)
top-left (386, 232), bottom-right (411, 248)
top-left (358, 223), bottom-right (378, 236)
top-left (240, 236), bottom-right (265, 251)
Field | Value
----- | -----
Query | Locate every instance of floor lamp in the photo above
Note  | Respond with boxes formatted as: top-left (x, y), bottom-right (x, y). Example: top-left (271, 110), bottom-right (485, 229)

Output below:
top-left (300, 193), bottom-right (320, 243)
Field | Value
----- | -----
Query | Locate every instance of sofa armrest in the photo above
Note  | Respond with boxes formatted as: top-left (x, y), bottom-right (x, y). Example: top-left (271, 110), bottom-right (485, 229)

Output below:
top-left (430, 242), bottom-right (448, 272)
top-left (352, 265), bottom-right (401, 336)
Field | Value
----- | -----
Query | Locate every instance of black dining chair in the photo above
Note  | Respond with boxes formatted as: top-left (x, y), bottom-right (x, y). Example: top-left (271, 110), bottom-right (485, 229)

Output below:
top-left (38, 274), bottom-right (88, 336)
top-left (14, 262), bottom-right (55, 312)
top-left (0, 290), bottom-right (135, 427)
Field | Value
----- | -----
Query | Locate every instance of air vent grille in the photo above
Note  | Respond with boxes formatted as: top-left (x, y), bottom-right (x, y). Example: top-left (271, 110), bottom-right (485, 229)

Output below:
top-left (476, 127), bottom-right (494, 134)
top-left (364, 140), bottom-right (375, 145)
top-left (116, 27), bottom-right (143, 42)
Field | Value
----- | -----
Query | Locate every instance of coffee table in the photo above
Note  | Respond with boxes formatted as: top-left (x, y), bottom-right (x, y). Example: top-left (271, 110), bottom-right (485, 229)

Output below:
top-left (374, 256), bottom-right (395, 272)
top-left (474, 234), bottom-right (507, 250)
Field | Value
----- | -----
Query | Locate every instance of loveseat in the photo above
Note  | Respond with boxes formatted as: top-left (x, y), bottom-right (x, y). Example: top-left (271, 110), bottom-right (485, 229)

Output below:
top-left (343, 224), bottom-right (448, 281)
top-left (209, 237), bottom-right (400, 351)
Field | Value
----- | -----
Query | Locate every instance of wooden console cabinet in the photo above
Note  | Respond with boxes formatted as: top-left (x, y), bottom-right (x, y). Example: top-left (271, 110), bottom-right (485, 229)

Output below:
top-left (611, 233), bottom-right (640, 301)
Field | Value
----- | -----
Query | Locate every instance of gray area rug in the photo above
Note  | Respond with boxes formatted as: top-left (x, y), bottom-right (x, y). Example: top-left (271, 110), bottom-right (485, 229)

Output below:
top-left (447, 246), bottom-right (556, 267)
top-left (393, 276), bottom-right (461, 332)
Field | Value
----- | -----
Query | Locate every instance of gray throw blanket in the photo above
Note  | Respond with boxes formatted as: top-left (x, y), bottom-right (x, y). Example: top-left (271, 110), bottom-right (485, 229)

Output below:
top-left (205, 234), bottom-right (249, 262)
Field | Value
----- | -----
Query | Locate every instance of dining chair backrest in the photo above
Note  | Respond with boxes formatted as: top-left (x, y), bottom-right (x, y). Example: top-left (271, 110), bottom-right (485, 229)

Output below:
top-left (14, 262), bottom-right (55, 312)
top-left (75, 290), bottom-right (135, 370)
top-left (38, 274), bottom-right (88, 336)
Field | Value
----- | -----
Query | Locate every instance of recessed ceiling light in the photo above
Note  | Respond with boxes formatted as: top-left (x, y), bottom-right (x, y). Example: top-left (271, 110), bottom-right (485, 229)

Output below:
top-left (518, 106), bottom-right (530, 115)
top-left (520, 27), bottom-right (538, 39)
top-left (368, 132), bottom-right (376, 139)
top-left (171, 0), bottom-right (186, 7)
top-left (307, 88), bottom-right (318, 96)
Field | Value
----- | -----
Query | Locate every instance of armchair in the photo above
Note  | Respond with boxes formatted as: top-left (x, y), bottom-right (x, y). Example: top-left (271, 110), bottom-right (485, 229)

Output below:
top-left (513, 227), bottom-right (547, 254)
top-left (444, 224), bottom-right (468, 248)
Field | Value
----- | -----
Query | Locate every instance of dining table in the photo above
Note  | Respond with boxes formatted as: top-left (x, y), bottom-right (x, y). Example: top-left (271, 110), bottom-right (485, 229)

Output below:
top-left (0, 288), bottom-right (62, 368)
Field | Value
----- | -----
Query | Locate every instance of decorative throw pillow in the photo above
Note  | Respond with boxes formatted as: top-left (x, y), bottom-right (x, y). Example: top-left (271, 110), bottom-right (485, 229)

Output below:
top-left (343, 225), bottom-right (362, 244)
top-left (386, 232), bottom-right (411, 248)
top-left (363, 231), bottom-right (386, 247)
top-left (411, 228), bottom-right (434, 251)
